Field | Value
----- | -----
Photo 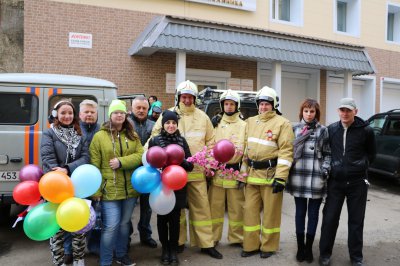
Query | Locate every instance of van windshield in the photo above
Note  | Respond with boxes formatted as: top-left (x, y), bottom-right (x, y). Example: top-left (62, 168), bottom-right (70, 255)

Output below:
top-left (0, 93), bottom-right (38, 125)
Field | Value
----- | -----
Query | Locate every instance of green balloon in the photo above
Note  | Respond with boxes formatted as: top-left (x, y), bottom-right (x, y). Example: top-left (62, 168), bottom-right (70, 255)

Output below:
top-left (23, 202), bottom-right (60, 241)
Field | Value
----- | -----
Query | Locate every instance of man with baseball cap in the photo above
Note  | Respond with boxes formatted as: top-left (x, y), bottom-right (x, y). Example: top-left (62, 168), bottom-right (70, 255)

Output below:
top-left (319, 98), bottom-right (376, 266)
top-left (148, 106), bottom-right (162, 122)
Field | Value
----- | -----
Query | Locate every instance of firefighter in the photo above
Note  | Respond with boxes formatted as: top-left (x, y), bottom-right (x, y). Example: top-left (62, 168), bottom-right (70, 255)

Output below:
top-left (209, 90), bottom-right (246, 246)
top-left (148, 80), bottom-right (222, 259)
top-left (240, 86), bottom-right (294, 259)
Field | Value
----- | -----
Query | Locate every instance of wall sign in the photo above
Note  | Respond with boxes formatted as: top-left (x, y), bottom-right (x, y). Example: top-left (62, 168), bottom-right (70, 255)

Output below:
top-left (69, 32), bottom-right (92, 49)
top-left (185, 0), bottom-right (256, 12)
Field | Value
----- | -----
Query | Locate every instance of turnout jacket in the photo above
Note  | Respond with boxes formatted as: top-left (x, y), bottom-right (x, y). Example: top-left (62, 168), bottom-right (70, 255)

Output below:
top-left (328, 116), bottom-right (376, 182)
top-left (90, 125), bottom-right (143, 200)
top-left (149, 104), bottom-right (215, 182)
top-left (241, 111), bottom-right (294, 185)
top-left (286, 121), bottom-right (331, 198)
top-left (212, 112), bottom-right (247, 188)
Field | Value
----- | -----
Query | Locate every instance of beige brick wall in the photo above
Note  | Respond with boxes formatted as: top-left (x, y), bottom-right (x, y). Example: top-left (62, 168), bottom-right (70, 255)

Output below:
top-left (24, 0), bottom-right (257, 109)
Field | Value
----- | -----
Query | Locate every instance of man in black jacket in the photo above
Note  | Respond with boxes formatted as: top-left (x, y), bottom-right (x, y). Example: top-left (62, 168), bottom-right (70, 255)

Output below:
top-left (319, 98), bottom-right (376, 266)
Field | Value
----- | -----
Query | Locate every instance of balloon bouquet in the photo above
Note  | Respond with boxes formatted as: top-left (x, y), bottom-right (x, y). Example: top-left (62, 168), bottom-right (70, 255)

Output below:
top-left (13, 164), bottom-right (102, 241)
top-left (131, 144), bottom-right (187, 215)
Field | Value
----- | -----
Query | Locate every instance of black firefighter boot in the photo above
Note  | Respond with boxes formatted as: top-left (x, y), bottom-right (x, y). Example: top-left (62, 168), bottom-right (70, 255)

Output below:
top-left (161, 244), bottom-right (170, 265)
top-left (170, 246), bottom-right (179, 265)
top-left (296, 233), bottom-right (305, 262)
top-left (304, 233), bottom-right (315, 263)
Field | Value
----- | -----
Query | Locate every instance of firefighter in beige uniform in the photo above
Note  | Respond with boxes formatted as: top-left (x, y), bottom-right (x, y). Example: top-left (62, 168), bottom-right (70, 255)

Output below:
top-left (240, 86), bottom-right (294, 259)
top-left (148, 80), bottom-right (223, 259)
top-left (209, 90), bottom-right (246, 245)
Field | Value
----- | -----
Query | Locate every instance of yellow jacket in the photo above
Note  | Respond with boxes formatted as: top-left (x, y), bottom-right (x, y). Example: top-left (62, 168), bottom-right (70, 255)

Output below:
top-left (241, 111), bottom-right (294, 186)
top-left (212, 112), bottom-right (247, 188)
top-left (149, 104), bottom-right (215, 181)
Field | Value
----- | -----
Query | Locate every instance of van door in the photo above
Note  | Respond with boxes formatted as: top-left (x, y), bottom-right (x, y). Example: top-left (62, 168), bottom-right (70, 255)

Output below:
top-left (0, 87), bottom-right (42, 201)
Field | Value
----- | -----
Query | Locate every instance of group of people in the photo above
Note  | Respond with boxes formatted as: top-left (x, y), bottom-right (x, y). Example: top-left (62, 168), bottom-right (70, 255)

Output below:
top-left (40, 80), bottom-right (376, 266)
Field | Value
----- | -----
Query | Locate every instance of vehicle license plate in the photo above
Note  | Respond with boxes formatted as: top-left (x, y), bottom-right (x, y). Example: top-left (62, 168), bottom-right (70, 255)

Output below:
top-left (0, 171), bottom-right (19, 181)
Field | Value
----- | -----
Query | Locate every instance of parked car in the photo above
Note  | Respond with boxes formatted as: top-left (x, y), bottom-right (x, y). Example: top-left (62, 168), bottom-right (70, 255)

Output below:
top-left (367, 109), bottom-right (400, 179)
top-left (197, 88), bottom-right (258, 120)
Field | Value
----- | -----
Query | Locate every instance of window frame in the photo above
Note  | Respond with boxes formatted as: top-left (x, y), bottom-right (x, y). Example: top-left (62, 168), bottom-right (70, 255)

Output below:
top-left (270, 0), bottom-right (304, 27)
top-left (386, 2), bottom-right (400, 44)
top-left (0, 92), bottom-right (39, 125)
top-left (333, 0), bottom-right (360, 37)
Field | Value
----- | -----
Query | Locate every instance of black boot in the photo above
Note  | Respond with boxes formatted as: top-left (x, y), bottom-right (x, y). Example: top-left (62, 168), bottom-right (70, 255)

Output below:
top-left (161, 245), bottom-right (170, 265)
top-left (296, 233), bottom-right (305, 262)
top-left (170, 248), bottom-right (179, 265)
top-left (305, 234), bottom-right (315, 263)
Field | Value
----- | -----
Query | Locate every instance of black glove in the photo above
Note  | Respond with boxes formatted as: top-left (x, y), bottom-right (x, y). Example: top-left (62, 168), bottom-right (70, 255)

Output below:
top-left (237, 181), bottom-right (245, 190)
top-left (272, 178), bottom-right (285, 193)
top-left (211, 114), bottom-right (222, 128)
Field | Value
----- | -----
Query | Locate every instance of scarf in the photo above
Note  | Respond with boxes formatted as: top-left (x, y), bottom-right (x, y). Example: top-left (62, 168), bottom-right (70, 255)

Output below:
top-left (293, 119), bottom-right (317, 161)
top-left (159, 129), bottom-right (184, 148)
top-left (51, 124), bottom-right (81, 162)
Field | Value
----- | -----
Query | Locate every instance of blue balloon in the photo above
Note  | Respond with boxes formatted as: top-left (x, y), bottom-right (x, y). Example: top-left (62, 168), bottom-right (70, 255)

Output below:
top-left (71, 164), bottom-right (102, 198)
top-left (131, 165), bottom-right (161, 193)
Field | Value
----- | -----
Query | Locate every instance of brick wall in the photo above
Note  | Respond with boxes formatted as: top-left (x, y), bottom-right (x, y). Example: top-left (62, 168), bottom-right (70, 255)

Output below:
top-left (24, 0), bottom-right (257, 108)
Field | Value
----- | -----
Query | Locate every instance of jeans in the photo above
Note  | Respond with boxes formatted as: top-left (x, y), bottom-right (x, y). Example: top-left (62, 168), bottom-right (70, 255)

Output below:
top-left (137, 193), bottom-right (153, 240)
top-left (64, 232), bottom-right (72, 255)
top-left (100, 197), bottom-right (138, 266)
top-left (294, 197), bottom-right (323, 236)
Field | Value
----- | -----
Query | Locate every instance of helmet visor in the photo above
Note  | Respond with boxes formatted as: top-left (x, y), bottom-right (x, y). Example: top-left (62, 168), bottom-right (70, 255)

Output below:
top-left (257, 95), bottom-right (275, 102)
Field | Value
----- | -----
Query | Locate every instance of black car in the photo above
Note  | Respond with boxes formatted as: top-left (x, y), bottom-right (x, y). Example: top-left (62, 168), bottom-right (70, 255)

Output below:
top-left (197, 88), bottom-right (258, 120)
top-left (368, 109), bottom-right (400, 179)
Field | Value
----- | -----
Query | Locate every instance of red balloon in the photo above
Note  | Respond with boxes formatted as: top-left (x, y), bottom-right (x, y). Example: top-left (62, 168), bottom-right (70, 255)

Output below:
top-left (146, 146), bottom-right (168, 168)
top-left (161, 165), bottom-right (187, 190)
top-left (165, 144), bottom-right (185, 166)
top-left (213, 139), bottom-right (235, 163)
top-left (13, 181), bottom-right (41, 205)
top-left (19, 164), bottom-right (44, 182)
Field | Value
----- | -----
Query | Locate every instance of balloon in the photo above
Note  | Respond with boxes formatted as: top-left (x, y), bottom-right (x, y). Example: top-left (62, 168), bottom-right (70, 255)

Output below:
top-left (146, 146), bottom-right (167, 168)
top-left (71, 164), bottom-right (102, 198)
top-left (165, 144), bottom-right (185, 166)
top-left (19, 164), bottom-right (44, 182)
top-left (213, 139), bottom-right (235, 163)
top-left (149, 183), bottom-right (176, 215)
top-left (23, 202), bottom-right (60, 241)
top-left (142, 150), bottom-right (148, 166)
top-left (162, 165), bottom-right (187, 190)
top-left (56, 197), bottom-right (90, 232)
top-left (74, 205), bottom-right (96, 234)
top-left (13, 181), bottom-right (41, 205)
top-left (39, 171), bottom-right (74, 203)
top-left (131, 165), bottom-right (161, 193)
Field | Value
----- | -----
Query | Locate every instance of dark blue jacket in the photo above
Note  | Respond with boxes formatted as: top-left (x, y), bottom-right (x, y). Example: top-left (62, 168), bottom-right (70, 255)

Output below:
top-left (128, 114), bottom-right (155, 146)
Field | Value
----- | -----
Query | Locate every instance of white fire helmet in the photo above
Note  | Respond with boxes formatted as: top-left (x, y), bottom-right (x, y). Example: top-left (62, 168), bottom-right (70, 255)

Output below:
top-left (175, 80), bottom-right (198, 105)
top-left (255, 86), bottom-right (279, 109)
top-left (219, 89), bottom-right (241, 112)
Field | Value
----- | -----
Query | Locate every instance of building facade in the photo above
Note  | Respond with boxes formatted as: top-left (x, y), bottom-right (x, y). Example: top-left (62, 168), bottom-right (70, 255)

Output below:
top-left (19, 0), bottom-right (400, 123)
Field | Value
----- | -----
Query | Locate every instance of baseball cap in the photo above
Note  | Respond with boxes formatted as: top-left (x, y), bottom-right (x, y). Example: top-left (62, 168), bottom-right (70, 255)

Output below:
top-left (339, 98), bottom-right (357, 110)
top-left (153, 106), bottom-right (162, 113)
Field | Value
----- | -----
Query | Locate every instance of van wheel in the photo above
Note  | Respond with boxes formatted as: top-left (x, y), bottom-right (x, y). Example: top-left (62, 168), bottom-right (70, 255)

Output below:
top-left (0, 204), bottom-right (11, 226)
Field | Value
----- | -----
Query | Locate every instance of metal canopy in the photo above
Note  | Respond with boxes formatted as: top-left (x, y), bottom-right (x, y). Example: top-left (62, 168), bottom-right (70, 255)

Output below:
top-left (129, 16), bottom-right (375, 76)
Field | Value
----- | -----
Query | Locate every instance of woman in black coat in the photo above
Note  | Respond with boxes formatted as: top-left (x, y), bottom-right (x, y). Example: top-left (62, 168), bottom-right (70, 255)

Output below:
top-left (148, 110), bottom-right (193, 265)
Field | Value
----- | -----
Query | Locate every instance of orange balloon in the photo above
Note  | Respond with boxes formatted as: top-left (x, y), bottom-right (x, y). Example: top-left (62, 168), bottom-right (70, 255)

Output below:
top-left (39, 171), bottom-right (74, 203)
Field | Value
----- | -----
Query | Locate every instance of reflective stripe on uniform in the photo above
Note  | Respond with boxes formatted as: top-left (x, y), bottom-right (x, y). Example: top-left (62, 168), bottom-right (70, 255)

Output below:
top-left (278, 158), bottom-right (292, 167)
top-left (211, 218), bottom-right (224, 224)
top-left (212, 179), bottom-right (237, 187)
top-left (246, 177), bottom-right (274, 185)
top-left (183, 131), bottom-right (206, 138)
top-left (229, 220), bottom-right (243, 227)
top-left (248, 137), bottom-right (277, 148)
top-left (189, 219), bottom-right (213, 226)
top-left (187, 172), bottom-right (204, 181)
top-left (243, 224), bottom-right (261, 232)
top-left (262, 226), bottom-right (280, 234)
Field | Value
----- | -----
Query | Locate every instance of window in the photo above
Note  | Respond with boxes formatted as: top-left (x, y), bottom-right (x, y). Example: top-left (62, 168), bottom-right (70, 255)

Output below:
top-left (270, 0), bottom-right (303, 26)
top-left (387, 4), bottom-right (400, 43)
top-left (369, 116), bottom-right (386, 135)
top-left (334, 0), bottom-right (360, 36)
top-left (0, 93), bottom-right (38, 125)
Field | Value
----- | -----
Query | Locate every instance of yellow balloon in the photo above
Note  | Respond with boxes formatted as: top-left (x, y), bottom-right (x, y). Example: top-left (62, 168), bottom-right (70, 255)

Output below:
top-left (56, 197), bottom-right (90, 232)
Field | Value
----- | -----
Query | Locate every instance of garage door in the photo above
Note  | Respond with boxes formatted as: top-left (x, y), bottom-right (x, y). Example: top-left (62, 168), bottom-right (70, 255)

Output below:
top-left (382, 82), bottom-right (400, 112)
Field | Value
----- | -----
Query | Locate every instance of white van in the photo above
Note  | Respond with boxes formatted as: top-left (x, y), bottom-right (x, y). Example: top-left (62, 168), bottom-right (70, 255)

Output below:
top-left (0, 73), bottom-right (117, 221)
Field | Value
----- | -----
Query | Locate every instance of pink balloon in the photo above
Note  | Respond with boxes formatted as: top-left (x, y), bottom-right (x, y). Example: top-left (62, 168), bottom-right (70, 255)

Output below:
top-left (13, 181), bottom-right (41, 206)
top-left (19, 164), bottom-right (44, 182)
top-left (146, 146), bottom-right (167, 168)
top-left (162, 165), bottom-right (187, 190)
top-left (213, 139), bottom-right (235, 163)
top-left (165, 144), bottom-right (185, 166)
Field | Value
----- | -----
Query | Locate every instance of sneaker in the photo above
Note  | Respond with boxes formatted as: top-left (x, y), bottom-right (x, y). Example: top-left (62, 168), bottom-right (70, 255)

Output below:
top-left (73, 259), bottom-right (85, 266)
top-left (116, 255), bottom-right (136, 266)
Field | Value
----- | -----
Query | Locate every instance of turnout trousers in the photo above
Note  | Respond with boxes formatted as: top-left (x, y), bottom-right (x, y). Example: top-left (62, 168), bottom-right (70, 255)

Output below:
top-left (242, 184), bottom-right (283, 252)
top-left (208, 184), bottom-right (244, 244)
top-left (319, 178), bottom-right (368, 262)
top-left (178, 180), bottom-right (214, 248)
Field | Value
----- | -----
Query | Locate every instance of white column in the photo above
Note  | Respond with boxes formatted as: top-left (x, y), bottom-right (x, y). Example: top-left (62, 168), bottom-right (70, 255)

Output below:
top-left (175, 52), bottom-right (186, 89)
top-left (271, 62), bottom-right (282, 107)
top-left (343, 71), bottom-right (353, 97)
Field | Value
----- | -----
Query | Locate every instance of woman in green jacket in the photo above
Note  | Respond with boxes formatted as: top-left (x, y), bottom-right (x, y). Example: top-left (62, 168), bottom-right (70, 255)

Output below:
top-left (90, 100), bottom-right (143, 266)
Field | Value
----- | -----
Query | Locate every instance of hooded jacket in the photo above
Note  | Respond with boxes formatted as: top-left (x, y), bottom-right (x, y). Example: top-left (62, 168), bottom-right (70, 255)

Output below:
top-left (90, 124), bottom-right (143, 200)
top-left (328, 116), bottom-right (376, 182)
